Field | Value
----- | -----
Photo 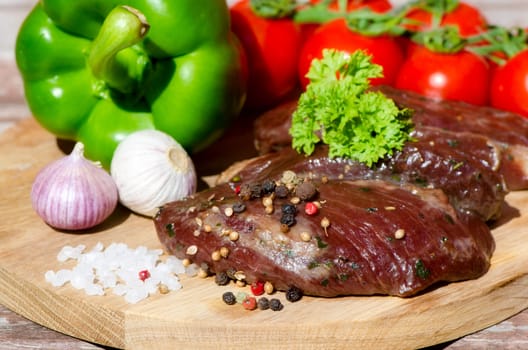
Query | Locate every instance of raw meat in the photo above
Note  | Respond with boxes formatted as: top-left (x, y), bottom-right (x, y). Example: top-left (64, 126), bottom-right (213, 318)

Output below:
top-left (254, 86), bottom-right (528, 190)
top-left (154, 178), bottom-right (494, 297)
top-left (153, 87), bottom-right (528, 297)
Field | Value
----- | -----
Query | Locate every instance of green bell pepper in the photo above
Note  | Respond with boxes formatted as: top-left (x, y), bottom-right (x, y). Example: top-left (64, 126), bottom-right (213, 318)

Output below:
top-left (16, 0), bottom-right (246, 168)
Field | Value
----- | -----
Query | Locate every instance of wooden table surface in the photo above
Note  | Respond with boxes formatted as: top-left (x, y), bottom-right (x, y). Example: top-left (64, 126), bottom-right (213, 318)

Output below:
top-left (1, 302), bottom-right (528, 349)
top-left (1, 56), bottom-right (528, 350)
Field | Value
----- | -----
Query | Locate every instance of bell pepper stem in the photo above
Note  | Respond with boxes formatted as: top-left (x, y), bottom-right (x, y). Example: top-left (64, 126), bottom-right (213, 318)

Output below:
top-left (88, 6), bottom-right (150, 94)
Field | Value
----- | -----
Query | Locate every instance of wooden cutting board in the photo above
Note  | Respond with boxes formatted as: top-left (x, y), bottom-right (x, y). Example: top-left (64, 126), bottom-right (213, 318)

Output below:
top-left (1, 118), bottom-right (528, 350)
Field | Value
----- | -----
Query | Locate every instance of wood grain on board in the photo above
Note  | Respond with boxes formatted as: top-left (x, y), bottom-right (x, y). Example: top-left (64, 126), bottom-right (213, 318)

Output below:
top-left (1, 118), bottom-right (528, 350)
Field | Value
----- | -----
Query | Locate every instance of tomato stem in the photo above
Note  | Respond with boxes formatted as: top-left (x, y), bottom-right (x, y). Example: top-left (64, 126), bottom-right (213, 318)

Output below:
top-left (293, 1), bottom-right (343, 24)
top-left (411, 26), bottom-right (466, 54)
top-left (345, 8), bottom-right (408, 36)
top-left (467, 26), bottom-right (528, 64)
top-left (409, 0), bottom-right (460, 28)
top-left (249, 0), bottom-right (297, 18)
top-left (295, 3), bottom-right (409, 37)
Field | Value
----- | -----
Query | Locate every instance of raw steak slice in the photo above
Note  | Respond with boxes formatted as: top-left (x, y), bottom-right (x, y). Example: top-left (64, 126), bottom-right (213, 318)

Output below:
top-left (154, 178), bottom-right (494, 297)
top-left (253, 86), bottom-right (528, 190)
top-left (224, 127), bottom-right (507, 222)
top-left (382, 86), bottom-right (528, 190)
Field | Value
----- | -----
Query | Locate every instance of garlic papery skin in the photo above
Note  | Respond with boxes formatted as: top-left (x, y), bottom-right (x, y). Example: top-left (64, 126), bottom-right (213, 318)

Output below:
top-left (110, 130), bottom-right (197, 217)
top-left (30, 142), bottom-right (119, 231)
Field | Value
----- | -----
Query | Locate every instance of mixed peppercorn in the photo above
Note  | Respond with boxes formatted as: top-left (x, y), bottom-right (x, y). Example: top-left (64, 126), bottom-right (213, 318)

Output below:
top-left (177, 170), bottom-right (333, 311)
top-left (223, 172), bottom-right (320, 310)
top-left (214, 264), bottom-right (302, 312)
top-left (222, 291), bottom-right (284, 311)
top-left (221, 283), bottom-right (302, 312)
top-left (216, 171), bottom-right (339, 310)
top-left (233, 170), bottom-right (322, 235)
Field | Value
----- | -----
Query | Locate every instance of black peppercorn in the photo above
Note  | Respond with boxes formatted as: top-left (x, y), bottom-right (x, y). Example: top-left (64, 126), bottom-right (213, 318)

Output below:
top-left (262, 180), bottom-right (276, 194)
top-left (274, 185), bottom-right (289, 198)
top-left (215, 271), bottom-right (230, 286)
top-left (285, 286), bottom-right (303, 302)
top-left (257, 297), bottom-right (270, 310)
top-left (281, 203), bottom-right (297, 214)
top-left (280, 213), bottom-right (296, 227)
top-left (250, 183), bottom-right (263, 199)
top-left (232, 202), bottom-right (246, 213)
top-left (222, 291), bottom-right (237, 305)
top-left (269, 298), bottom-right (283, 311)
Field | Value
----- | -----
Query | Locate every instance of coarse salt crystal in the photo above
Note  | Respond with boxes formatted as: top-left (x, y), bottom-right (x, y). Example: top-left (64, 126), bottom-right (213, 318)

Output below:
top-left (144, 279), bottom-right (159, 295)
top-left (163, 276), bottom-right (182, 291)
top-left (90, 242), bottom-right (104, 253)
top-left (185, 264), bottom-right (199, 277)
top-left (124, 286), bottom-right (149, 304)
top-left (45, 242), bottom-right (195, 304)
top-left (113, 284), bottom-right (127, 296)
top-left (70, 271), bottom-right (93, 290)
top-left (85, 283), bottom-right (105, 296)
top-left (57, 244), bottom-right (86, 262)
top-left (45, 269), bottom-right (71, 287)
top-left (97, 269), bottom-right (118, 289)
top-left (165, 256), bottom-right (186, 274)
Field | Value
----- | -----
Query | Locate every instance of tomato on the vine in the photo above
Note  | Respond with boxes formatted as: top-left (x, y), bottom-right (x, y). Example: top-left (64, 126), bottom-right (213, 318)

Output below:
top-left (307, 0), bottom-right (392, 11)
top-left (395, 44), bottom-right (490, 106)
top-left (400, 1), bottom-right (488, 55)
top-left (490, 49), bottom-right (528, 118)
top-left (300, 0), bottom-right (392, 42)
top-left (230, 0), bottom-right (303, 111)
top-left (403, 1), bottom-right (487, 37)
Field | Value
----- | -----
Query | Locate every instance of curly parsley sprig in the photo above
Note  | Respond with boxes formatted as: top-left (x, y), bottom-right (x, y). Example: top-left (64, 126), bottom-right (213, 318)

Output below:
top-left (289, 49), bottom-right (414, 167)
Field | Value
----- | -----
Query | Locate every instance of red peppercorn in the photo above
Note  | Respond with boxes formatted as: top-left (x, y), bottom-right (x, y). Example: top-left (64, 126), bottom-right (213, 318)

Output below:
top-left (138, 269), bottom-right (151, 281)
top-left (250, 281), bottom-right (265, 296)
top-left (242, 296), bottom-right (257, 310)
top-left (305, 202), bottom-right (318, 215)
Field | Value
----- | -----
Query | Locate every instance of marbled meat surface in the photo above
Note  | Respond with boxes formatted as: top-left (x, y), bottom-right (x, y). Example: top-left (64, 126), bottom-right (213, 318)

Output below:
top-left (155, 179), bottom-right (494, 297)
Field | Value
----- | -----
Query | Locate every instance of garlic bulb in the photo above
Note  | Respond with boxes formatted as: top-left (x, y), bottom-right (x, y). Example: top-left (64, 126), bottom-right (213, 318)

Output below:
top-left (31, 142), bottom-right (118, 231)
top-left (110, 129), bottom-right (197, 217)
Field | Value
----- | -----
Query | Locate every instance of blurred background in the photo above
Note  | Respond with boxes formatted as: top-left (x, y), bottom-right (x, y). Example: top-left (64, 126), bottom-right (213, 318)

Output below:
top-left (1, 0), bottom-right (527, 132)
top-left (3, 0), bottom-right (527, 70)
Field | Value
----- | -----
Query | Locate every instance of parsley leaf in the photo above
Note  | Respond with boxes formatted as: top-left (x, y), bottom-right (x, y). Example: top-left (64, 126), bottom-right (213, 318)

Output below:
top-left (289, 49), bottom-right (414, 167)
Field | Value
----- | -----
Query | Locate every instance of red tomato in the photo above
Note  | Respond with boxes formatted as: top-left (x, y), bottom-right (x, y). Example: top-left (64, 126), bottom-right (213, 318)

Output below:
top-left (395, 45), bottom-right (490, 106)
top-left (230, 0), bottom-right (303, 111)
top-left (300, 0), bottom-right (392, 43)
top-left (404, 2), bottom-right (487, 37)
top-left (298, 18), bottom-right (404, 89)
top-left (490, 49), bottom-right (528, 118)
